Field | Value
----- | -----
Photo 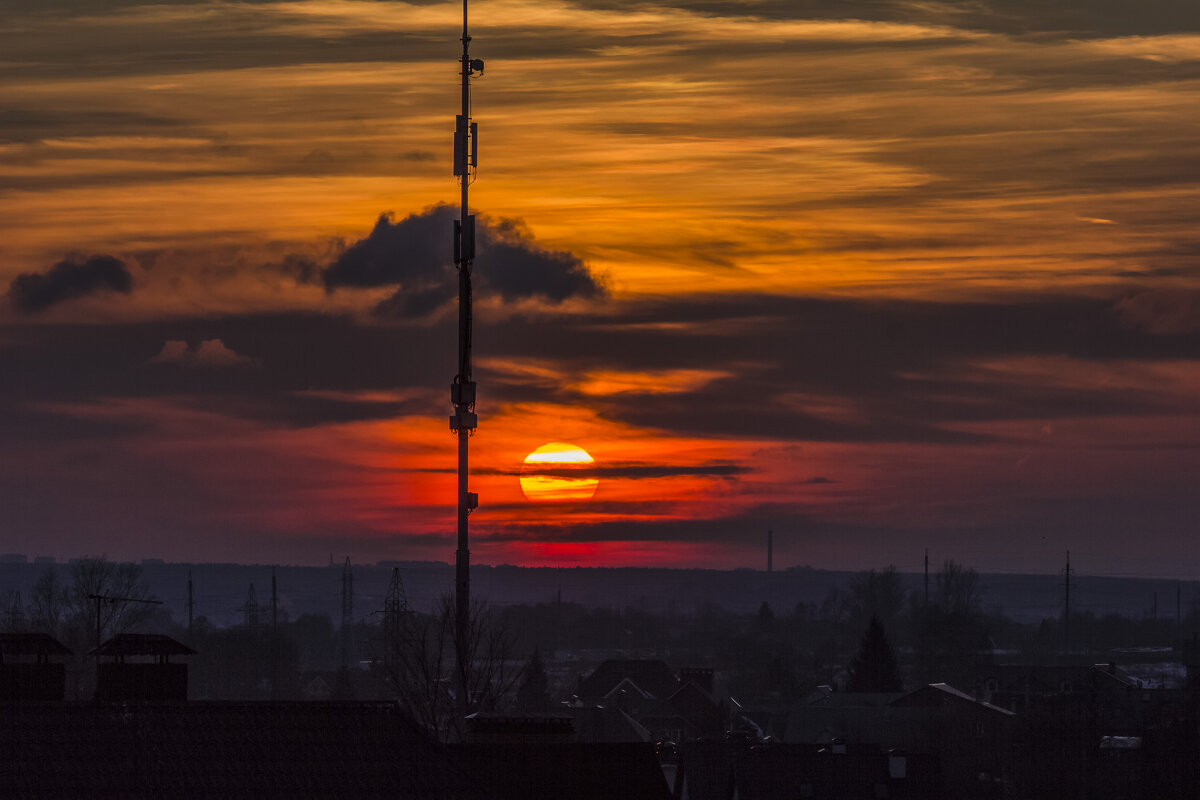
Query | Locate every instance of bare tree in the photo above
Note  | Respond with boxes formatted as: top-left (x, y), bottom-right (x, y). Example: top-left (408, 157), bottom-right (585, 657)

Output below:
top-left (915, 559), bottom-right (991, 685)
top-left (373, 594), bottom-right (521, 741)
top-left (849, 566), bottom-right (909, 633)
top-left (0, 590), bottom-right (26, 632)
top-left (28, 567), bottom-right (69, 638)
top-left (34, 557), bottom-right (159, 700)
top-left (68, 556), bottom-right (157, 647)
top-left (935, 559), bottom-right (982, 616)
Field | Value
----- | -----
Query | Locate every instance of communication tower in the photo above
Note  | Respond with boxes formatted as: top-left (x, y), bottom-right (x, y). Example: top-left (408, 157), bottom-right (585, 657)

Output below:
top-left (242, 583), bottom-right (259, 632)
top-left (449, 0), bottom-right (484, 718)
top-left (382, 567), bottom-right (409, 662)
top-left (341, 557), bottom-right (354, 668)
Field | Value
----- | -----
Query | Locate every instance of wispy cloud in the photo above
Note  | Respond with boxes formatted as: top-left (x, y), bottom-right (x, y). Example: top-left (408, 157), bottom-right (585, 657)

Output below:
top-left (1, 0), bottom-right (1198, 570)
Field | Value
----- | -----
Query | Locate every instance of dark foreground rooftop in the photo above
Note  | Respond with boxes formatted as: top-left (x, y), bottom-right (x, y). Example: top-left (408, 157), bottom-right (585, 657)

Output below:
top-left (0, 701), bottom-right (670, 800)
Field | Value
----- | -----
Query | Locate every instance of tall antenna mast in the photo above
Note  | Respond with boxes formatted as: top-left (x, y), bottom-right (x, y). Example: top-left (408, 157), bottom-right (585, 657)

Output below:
top-left (450, 0), bottom-right (483, 721)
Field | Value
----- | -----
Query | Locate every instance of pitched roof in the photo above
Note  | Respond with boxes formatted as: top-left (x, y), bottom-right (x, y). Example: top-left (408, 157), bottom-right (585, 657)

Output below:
top-left (573, 707), bottom-right (653, 743)
top-left (576, 659), bottom-right (679, 701)
top-left (88, 633), bottom-right (196, 658)
top-left (978, 663), bottom-right (1141, 694)
top-left (891, 683), bottom-right (1015, 716)
top-left (807, 690), bottom-right (903, 707)
top-left (1091, 663), bottom-right (1141, 688)
top-left (0, 632), bottom-right (72, 657)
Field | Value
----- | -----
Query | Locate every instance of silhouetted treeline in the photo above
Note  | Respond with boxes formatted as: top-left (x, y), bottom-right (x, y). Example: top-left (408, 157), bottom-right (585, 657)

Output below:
top-left (3, 558), bottom-right (1195, 704)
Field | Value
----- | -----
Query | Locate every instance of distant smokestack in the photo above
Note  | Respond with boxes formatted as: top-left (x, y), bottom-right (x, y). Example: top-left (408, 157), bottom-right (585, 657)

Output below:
top-left (767, 529), bottom-right (773, 573)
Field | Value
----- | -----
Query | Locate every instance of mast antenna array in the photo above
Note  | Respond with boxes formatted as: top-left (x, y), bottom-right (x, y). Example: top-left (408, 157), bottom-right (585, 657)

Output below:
top-left (449, 0), bottom-right (483, 720)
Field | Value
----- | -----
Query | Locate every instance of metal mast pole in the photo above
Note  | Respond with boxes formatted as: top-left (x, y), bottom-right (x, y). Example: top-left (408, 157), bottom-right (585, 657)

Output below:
top-left (187, 571), bottom-right (194, 643)
top-left (450, 0), bottom-right (482, 721)
top-left (1063, 550), bottom-right (1071, 658)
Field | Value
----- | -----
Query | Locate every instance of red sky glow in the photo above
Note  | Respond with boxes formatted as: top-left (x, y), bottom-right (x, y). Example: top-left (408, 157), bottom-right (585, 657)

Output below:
top-left (1, 0), bottom-right (1198, 577)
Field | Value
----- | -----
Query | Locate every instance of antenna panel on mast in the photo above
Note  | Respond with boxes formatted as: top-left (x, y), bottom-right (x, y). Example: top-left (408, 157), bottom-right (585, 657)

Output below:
top-left (453, 115), bottom-right (468, 176)
top-left (453, 215), bottom-right (476, 263)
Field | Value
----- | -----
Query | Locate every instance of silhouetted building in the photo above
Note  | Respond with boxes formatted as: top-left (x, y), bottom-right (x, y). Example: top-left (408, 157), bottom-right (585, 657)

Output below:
top-left (668, 738), bottom-right (941, 800)
top-left (90, 634), bottom-right (195, 702)
top-left (576, 659), bottom-right (680, 706)
top-left (785, 683), bottom-right (1013, 799)
top-left (1, 702), bottom-right (466, 798)
top-left (973, 662), bottom-right (1141, 711)
top-left (0, 632), bottom-right (72, 702)
top-left (574, 659), bottom-right (731, 742)
top-left (454, 741), bottom-right (671, 800)
top-left (464, 707), bottom-right (652, 744)
top-left (465, 710), bottom-right (576, 744)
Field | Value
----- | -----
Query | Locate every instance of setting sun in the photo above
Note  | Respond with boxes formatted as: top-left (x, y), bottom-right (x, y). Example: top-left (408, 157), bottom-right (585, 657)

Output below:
top-left (520, 443), bottom-right (600, 503)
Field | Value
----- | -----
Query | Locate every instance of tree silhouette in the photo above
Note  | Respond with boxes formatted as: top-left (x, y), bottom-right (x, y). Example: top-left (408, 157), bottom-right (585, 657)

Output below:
top-left (847, 616), bottom-right (902, 692)
top-left (371, 594), bottom-right (519, 740)
top-left (914, 559), bottom-right (992, 684)
top-left (515, 647), bottom-right (551, 711)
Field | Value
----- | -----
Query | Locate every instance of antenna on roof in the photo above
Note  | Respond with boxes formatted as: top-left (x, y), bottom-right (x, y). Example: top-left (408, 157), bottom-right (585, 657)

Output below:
top-left (449, 0), bottom-right (483, 722)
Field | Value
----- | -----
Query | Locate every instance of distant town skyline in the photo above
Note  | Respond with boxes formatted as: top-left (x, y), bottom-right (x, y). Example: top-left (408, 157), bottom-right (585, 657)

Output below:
top-left (1, 0), bottom-right (1197, 577)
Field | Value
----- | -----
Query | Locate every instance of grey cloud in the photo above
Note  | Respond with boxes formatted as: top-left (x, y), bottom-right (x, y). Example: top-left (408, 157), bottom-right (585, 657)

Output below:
top-left (564, 0), bottom-right (1200, 38)
top-left (2, 11), bottom-right (449, 81)
top-left (322, 207), bottom-right (606, 316)
top-left (7, 255), bottom-right (133, 314)
top-left (0, 289), bottom-right (1195, 444)
top-left (322, 207), bottom-right (456, 291)
top-left (0, 312), bottom-right (454, 430)
top-left (479, 507), bottom-right (831, 546)
top-left (0, 107), bottom-right (184, 144)
top-left (481, 218), bottom-right (607, 303)
top-left (1116, 289), bottom-right (1200, 334)
top-left (146, 339), bottom-right (261, 368)
top-left (374, 282), bottom-right (460, 319)
top-left (483, 293), bottom-right (1200, 442)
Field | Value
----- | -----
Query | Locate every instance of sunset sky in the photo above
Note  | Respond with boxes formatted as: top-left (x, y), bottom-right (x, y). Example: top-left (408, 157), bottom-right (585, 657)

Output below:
top-left (2, 0), bottom-right (1198, 575)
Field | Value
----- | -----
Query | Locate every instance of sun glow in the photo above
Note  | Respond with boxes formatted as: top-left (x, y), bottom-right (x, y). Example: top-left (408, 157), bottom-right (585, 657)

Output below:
top-left (520, 442), bottom-right (600, 502)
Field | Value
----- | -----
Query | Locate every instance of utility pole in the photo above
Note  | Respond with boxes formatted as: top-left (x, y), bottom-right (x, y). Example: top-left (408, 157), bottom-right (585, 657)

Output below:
top-left (383, 567), bottom-right (408, 667)
top-left (924, 549), bottom-right (929, 607)
top-left (922, 548), bottom-right (930, 684)
top-left (271, 566), bottom-right (279, 700)
top-left (187, 571), bottom-right (194, 643)
top-left (450, 0), bottom-right (484, 721)
top-left (88, 593), bottom-right (163, 693)
top-left (243, 584), bottom-right (259, 632)
top-left (1063, 551), bottom-right (1071, 658)
top-left (341, 557), bottom-right (353, 669)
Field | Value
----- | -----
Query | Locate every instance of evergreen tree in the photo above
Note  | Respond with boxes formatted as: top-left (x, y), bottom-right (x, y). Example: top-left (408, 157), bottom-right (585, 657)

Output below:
top-left (847, 616), bottom-right (902, 692)
top-left (515, 647), bottom-right (551, 711)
